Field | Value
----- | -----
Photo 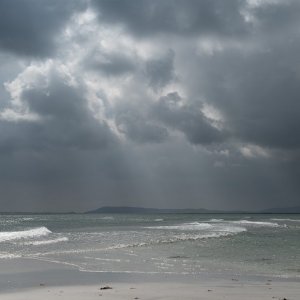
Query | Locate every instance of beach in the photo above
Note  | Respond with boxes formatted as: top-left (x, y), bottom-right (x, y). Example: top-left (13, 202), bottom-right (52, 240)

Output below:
top-left (1, 258), bottom-right (300, 300)
top-left (2, 281), bottom-right (300, 300)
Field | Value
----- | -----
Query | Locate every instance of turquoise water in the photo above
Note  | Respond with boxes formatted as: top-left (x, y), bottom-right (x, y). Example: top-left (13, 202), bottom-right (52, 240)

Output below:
top-left (0, 214), bottom-right (299, 278)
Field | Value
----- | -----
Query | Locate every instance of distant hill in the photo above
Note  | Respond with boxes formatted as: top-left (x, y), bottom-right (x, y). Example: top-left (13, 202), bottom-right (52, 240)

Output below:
top-left (87, 206), bottom-right (240, 214)
top-left (261, 206), bottom-right (300, 214)
top-left (87, 206), bottom-right (300, 214)
top-left (1, 206), bottom-right (299, 215)
top-left (88, 206), bottom-right (216, 214)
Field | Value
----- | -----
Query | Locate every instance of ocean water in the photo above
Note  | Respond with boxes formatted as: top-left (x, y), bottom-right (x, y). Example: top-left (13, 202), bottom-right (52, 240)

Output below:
top-left (0, 213), bottom-right (299, 278)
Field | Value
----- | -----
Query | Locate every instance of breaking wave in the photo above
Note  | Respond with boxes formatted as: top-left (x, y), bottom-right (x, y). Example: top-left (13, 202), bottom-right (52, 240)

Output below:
top-left (22, 237), bottom-right (68, 246)
top-left (208, 218), bottom-right (224, 222)
top-left (0, 253), bottom-right (21, 259)
top-left (229, 220), bottom-right (282, 227)
top-left (147, 222), bottom-right (213, 230)
top-left (0, 227), bottom-right (51, 242)
top-left (107, 229), bottom-right (246, 250)
top-left (271, 218), bottom-right (300, 223)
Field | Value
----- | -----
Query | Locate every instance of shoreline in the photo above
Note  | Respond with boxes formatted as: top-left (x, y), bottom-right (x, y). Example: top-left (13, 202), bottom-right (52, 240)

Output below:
top-left (1, 258), bottom-right (299, 299)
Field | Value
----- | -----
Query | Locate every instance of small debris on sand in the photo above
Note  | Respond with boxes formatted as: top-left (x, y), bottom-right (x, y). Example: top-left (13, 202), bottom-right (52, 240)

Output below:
top-left (168, 255), bottom-right (189, 259)
top-left (100, 286), bottom-right (113, 290)
top-left (39, 283), bottom-right (45, 287)
top-left (208, 289), bottom-right (212, 292)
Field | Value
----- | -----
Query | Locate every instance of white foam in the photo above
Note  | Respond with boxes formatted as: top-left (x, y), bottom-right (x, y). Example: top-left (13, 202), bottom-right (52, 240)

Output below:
top-left (0, 227), bottom-right (51, 242)
top-left (147, 222), bottom-right (213, 230)
top-left (217, 225), bottom-right (247, 233)
top-left (0, 253), bottom-right (21, 259)
top-left (271, 218), bottom-right (300, 222)
top-left (120, 228), bottom-right (247, 248)
top-left (208, 218), bottom-right (224, 222)
top-left (22, 237), bottom-right (68, 246)
top-left (160, 230), bottom-right (245, 244)
top-left (84, 257), bottom-right (125, 262)
top-left (108, 225), bottom-right (247, 249)
top-left (100, 216), bottom-right (114, 220)
top-left (230, 220), bottom-right (281, 227)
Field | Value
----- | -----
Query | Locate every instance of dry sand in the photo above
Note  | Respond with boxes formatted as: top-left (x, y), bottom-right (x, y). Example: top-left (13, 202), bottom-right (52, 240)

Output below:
top-left (1, 280), bottom-right (299, 300)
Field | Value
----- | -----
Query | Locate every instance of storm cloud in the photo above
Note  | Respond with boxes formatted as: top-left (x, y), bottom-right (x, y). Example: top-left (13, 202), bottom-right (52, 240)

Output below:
top-left (91, 0), bottom-right (248, 37)
top-left (0, 0), bottom-right (86, 57)
top-left (0, 0), bottom-right (300, 212)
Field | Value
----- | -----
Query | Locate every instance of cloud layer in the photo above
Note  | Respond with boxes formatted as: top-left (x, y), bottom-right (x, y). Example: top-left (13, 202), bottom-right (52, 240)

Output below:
top-left (0, 0), bottom-right (300, 211)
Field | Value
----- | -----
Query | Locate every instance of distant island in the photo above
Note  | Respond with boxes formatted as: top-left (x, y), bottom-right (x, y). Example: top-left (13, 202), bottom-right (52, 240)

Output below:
top-left (86, 206), bottom-right (300, 214)
top-left (1, 206), bottom-right (300, 215)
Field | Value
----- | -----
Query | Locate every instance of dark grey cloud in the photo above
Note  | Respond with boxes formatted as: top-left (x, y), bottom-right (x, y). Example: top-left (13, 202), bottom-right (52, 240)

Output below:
top-left (145, 50), bottom-right (175, 90)
top-left (153, 92), bottom-right (225, 145)
top-left (115, 109), bottom-right (168, 144)
top-left (85, 50), bottom-right (137, 76)
top-left (189, 39), bottom-right (300, 150)
top-left (249, 0), bottom-right (300, 33)
top-left (0, 0), bottom-right (85, 57)
top-left (0, 70), bottom-right (126, 212)
top-left (91, 0), bottom-right (248, 37)
top-left (0, 71), bottom-right (115, 153)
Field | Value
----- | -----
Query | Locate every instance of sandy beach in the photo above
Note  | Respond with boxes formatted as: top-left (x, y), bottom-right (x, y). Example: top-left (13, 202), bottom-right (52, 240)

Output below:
top-left (1, 279), bottom-right (300, 300)
top-left (0, 258), bottom-right (299, 300)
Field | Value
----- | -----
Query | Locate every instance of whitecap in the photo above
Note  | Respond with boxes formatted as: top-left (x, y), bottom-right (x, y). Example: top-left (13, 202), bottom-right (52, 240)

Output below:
top-left (271, 218), bottom-right (300, 222)
top-left (0, 227), bottom-right (51, 242)
top-left (147, 222), bottom-right (212, 230)
top-left (230, 220), bottom-right (281, 227)
top-left (0, 253), bottom-right (21, 259)
top-left (22, 237), bottom-right (68, 246)
top-left (109, 228), bottom-right (247, 249)
top-left (100, 216), bottom-right (114, 220)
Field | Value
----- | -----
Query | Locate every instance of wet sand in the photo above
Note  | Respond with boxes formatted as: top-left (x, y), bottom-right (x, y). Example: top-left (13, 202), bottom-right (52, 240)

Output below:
top-left (0, 258), bottom-right (299, 299)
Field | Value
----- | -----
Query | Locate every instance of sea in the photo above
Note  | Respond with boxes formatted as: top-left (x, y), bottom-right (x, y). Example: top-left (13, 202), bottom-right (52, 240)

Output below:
top-left (0, 213), bottom-right (299, 278)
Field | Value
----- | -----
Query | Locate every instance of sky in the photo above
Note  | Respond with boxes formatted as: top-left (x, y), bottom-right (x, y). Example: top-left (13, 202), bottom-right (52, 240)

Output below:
top-left (0, 0), bottom-right (300, 212)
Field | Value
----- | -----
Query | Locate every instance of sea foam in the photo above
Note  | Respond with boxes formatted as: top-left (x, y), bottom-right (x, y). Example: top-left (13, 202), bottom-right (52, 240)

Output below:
top-left (271, 218), bottom-right (300, 222)
top-left (109, 228), bottom-right (247, 249)
top-left (22, 237), bottom-right (68, 246)
top-left (0, 227), bottom-right (51, 242)
top-left (147, 222), bottom-right (213, 230)
top-left (230, 220), bottom-right (281, 227)
top-left (0, 253), bottom-right (21, 259)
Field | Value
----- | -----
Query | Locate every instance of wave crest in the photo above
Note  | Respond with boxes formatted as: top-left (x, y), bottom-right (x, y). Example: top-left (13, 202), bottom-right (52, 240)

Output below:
top-left (0, 227), bottom-right (51, 242)
top-left (147, 222), bottom-right (213, 230)
top-left (230, 220), bottom-right (281, 227)
top-left (22, 237), bottom-right (68, 246)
